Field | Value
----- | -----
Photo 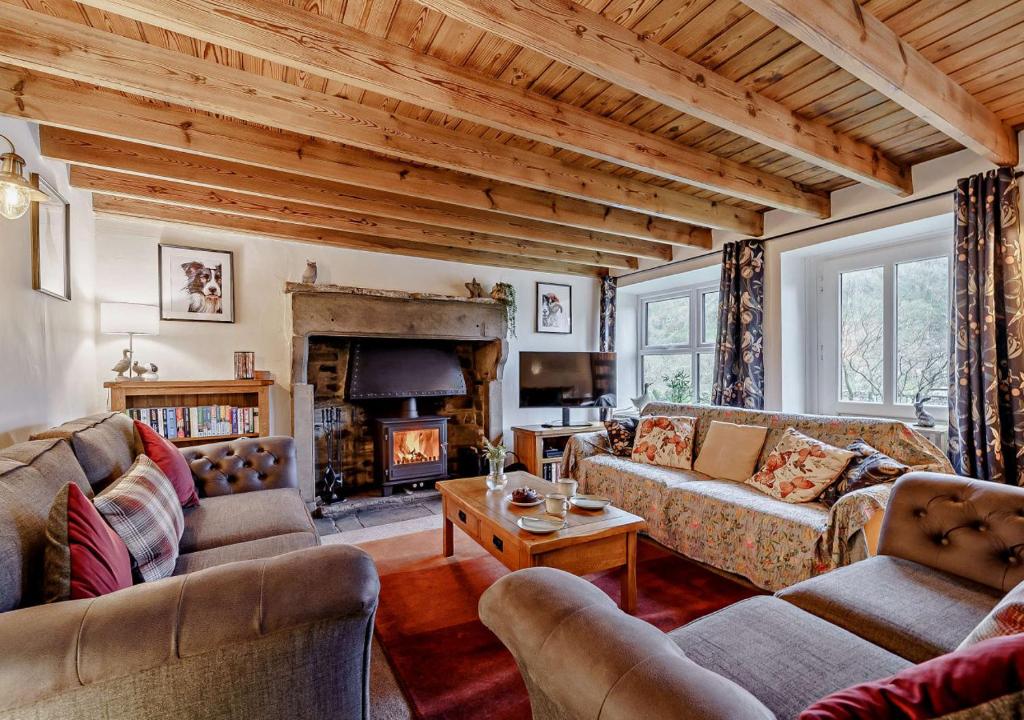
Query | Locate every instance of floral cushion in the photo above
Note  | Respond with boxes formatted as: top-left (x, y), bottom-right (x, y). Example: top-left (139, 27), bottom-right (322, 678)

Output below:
top-left (818, 439), bottom-right (909, 508)
top-left (603, 417), bottom-right (639, 457)
top-left (631, 416), bottom-right (698, 470)
top-left (958, 580), bottom-right (1024, 649)
top-left (746, 428), bottom-right (855, 503)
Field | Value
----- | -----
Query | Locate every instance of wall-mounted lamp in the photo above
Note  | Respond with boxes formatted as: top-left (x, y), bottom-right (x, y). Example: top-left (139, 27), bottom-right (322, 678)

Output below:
top-left (0, 134), bottom-right (49, 220)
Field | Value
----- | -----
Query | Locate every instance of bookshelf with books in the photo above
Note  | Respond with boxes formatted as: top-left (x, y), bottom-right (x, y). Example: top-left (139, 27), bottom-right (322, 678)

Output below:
top-left (105, 379), bottom-right (273, 447)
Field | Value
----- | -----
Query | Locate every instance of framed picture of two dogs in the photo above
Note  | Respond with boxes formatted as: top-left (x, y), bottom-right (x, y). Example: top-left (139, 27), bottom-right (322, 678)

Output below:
top-left (158, 244), bottom-right (235, 323)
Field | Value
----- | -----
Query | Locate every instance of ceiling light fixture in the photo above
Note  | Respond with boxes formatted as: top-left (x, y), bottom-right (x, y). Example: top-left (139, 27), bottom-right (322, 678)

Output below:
top-left (0, 134), bottom-right (49, 220)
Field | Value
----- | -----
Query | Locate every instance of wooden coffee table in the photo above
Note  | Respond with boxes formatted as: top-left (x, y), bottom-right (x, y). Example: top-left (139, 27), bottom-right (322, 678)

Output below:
top-left (437, 471), bottom-right (647, 613)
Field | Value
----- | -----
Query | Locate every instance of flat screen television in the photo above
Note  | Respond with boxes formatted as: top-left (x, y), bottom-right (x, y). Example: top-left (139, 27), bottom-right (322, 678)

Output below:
top-left (519, 351), bottom-right (616, 427)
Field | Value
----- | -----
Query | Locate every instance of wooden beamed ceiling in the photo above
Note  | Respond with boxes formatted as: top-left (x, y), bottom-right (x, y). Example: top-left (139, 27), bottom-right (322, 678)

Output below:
top-left (0, 0), bottom-right (1020, 274)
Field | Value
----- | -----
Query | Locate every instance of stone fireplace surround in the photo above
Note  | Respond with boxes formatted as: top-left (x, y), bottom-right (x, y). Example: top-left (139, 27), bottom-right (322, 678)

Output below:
top-left (288, 283), bottom-right (508, 501)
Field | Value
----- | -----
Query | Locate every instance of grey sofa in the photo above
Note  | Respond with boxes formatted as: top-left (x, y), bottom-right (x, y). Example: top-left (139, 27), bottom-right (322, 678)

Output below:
top-left (481, 471), bottom-right (1024, 719)
top-left (0, 412), bottom-right (379, 720)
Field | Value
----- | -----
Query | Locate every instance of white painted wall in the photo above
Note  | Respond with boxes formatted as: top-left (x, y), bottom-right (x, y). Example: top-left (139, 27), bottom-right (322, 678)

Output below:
top-left (0, 118), bottom-right (98, 446)
top-left (93, 215), bottom-right (601, 441)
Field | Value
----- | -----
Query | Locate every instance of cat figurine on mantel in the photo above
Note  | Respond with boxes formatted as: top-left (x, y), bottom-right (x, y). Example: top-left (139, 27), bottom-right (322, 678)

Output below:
top-left (302, 260), bottom-right (318, 285)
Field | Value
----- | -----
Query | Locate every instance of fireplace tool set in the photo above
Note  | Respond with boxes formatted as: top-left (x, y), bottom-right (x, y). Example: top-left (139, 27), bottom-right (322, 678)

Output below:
top-left (317, 407), bottom-right (345, 505)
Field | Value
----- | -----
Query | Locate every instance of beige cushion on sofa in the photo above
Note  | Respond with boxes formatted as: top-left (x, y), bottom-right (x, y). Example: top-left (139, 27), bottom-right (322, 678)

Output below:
top-left (693, 420), bottom-right (768, 481)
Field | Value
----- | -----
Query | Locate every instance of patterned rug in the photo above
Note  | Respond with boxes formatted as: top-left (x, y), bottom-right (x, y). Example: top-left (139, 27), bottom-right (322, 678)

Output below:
top-left (359, 528), bottom-right (762, 720)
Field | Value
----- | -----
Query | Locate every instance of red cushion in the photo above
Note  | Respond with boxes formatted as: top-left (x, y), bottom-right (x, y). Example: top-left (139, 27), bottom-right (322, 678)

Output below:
top-left (800, 633), bottom-right (1024, 719)
top-left (135, 420), bottom-right (199, 507)
top-left (45, 482), bottom-right (134, 600)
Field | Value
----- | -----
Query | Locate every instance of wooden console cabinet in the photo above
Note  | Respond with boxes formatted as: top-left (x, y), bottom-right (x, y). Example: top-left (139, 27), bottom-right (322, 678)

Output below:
top-left (511, 421), bottom-right (605, 480)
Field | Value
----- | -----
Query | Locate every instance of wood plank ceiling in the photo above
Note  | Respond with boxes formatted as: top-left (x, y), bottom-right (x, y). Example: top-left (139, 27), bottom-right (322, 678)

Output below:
top-left (1, 0), bottom-right (1021, 276)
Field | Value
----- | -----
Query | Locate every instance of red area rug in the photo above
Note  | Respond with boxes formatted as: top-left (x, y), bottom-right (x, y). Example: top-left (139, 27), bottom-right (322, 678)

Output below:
top-left (359, 528), bottom-right (762, 720)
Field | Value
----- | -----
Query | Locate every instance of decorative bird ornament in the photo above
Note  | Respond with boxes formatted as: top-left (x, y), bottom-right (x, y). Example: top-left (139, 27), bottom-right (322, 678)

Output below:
top-left (111, 349), bottom-right (131, 381)
top-left (302, 260), bottom-right (318, 285)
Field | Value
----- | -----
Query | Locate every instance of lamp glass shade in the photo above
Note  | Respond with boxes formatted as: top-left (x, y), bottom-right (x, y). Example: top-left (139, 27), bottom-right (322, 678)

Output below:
top-left (100, 303), bottom-right (160, 335)
top-left (0, 153), bottom-right (49, 220)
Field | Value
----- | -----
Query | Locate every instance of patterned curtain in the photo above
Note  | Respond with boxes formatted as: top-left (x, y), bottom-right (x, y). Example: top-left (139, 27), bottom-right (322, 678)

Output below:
top-left (949, 168), bottom-right (1024, 485)
top-left (712, 239), bottom-right (765, 409)
top-left (599, 275), bottom-right (617, 352)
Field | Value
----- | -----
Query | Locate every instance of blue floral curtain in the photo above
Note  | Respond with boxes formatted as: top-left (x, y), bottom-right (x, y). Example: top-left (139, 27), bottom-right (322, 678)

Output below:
top-left (712, 240), bottom-right (765, 409)
top-left (949, 168), bottom-right (1024, 485)
top-left (599, 275), bottom-right (616, 352)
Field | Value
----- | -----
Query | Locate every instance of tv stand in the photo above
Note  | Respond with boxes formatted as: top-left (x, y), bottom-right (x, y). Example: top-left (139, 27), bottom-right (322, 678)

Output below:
top-left (541, 407), bottom-right (593, 429)
top-left (511, 420), bottom-right (605, 480)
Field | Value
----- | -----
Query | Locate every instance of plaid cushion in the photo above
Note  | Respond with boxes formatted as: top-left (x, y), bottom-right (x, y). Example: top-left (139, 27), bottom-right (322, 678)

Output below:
top-left (94, 455), bottom-right (184, 582)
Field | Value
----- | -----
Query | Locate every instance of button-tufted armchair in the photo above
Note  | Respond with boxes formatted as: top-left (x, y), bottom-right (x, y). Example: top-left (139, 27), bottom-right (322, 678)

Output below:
top-left (0, 413), bottom-right (379, 720)
top-left (481, 471), bottom-right (1024, 719)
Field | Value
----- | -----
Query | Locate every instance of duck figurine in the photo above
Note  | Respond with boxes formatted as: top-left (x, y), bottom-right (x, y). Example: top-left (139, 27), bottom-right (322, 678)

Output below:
top-left (132, 361), bottom-right (148, 380)
top-left (111, 349), bottom-right (131, 382)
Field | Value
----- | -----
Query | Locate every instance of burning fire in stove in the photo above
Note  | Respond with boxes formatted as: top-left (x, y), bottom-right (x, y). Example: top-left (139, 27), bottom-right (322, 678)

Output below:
top-left (393, 428), bottom-right (441, 466)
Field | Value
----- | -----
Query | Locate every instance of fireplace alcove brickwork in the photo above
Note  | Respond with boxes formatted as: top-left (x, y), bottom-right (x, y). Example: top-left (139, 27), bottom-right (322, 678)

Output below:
top-left (287, 284), bottom-right (508, 500)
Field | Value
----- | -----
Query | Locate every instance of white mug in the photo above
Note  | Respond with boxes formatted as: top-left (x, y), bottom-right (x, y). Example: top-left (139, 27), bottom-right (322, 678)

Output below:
top-left (545, 493), bottom-right (568, 518)
top-left (555, 478), bottom-right (578, 498)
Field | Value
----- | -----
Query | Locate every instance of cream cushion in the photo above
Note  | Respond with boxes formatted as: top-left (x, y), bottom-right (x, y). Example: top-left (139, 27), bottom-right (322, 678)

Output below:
top-left (693, 420), bottom-right (768, 482)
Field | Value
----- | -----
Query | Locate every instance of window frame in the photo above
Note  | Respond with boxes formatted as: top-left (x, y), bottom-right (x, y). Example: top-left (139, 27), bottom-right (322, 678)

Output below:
top-left (810, 235), bottom-right (952, 421)
top-left (637, 284), bottom-right (719, 405)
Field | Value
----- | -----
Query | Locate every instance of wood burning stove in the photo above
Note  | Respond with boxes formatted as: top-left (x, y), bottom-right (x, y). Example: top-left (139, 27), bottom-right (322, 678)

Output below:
top-left (374, 416), bottom-right (448, 495)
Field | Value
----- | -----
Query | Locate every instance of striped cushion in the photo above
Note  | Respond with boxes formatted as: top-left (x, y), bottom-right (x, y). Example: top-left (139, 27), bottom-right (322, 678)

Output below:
top-left (94, 455), bottom-right (184, 582)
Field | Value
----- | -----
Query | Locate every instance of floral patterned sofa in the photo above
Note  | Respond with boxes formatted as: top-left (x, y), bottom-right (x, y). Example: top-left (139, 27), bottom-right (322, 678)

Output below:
top-left (562, 403), bottom-right (951, 591)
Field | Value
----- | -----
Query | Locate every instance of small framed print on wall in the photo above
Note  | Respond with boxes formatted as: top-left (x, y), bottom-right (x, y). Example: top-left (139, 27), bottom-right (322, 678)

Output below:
top-left (159, 244), bottom-right (235, 323)
top-left (536, 281), bottom-right (572, 334)
top-left (31, 174), bottom-right (71, 301)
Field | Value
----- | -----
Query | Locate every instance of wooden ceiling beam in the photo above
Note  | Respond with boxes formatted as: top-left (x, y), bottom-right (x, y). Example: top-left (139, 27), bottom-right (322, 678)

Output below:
top-left (71, 166), bottom-right (637, 269)
top-left (92, 195), bottom-right (603, 276)
top-left (42, 128), bottom-right (672, 260)
top-left (0, 6), bottom-right (786, 230)
top-left (741, 0), bottom-right (1019, 167)
top-left (76, 0), bottom-right (829, 217)
top-left (0, 67), bottom-right (717, 245)
top-left (416, 0), bottom-right (912, 196)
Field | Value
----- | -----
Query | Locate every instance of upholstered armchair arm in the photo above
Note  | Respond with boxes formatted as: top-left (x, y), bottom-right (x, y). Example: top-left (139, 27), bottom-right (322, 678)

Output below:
top-left (560, 431), bottom-right (611, 478)
top-left (181, 435), bottom-right (297, 496)
top-left (0, 544), bottom-right (379, 719)
top-left (480, 568), bottom-right (774, 720)
top-left (879, 471), bottom-right (1024, 592)
top-left (825, 482), bottom-right (894, 566)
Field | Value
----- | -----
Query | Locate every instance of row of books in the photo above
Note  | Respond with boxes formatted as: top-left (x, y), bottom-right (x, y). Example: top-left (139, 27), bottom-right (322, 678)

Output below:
top-left (125, 405), bottom-right (260, 440)
top-left (540, 460), bottom-right (563, 482)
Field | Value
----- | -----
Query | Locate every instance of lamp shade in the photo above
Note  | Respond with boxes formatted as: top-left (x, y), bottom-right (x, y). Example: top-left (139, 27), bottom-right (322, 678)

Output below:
top-left (100, 303), bottom-right (160, 335)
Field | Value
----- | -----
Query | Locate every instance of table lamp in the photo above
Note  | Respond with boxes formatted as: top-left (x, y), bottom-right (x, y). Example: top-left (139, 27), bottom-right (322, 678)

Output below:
top-left (100, 302), bottom-right (159, 381)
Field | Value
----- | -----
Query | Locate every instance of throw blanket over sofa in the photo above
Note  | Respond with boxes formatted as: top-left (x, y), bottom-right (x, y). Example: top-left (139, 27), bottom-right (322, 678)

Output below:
top-left (562, 403), bottom-right (951, 590)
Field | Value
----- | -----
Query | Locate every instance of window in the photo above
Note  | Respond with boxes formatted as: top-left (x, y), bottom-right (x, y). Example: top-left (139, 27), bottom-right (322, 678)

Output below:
top-left (639, 286), bottom-right (719, 404)
top-left (815, 237), bottom-right (951, 419)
